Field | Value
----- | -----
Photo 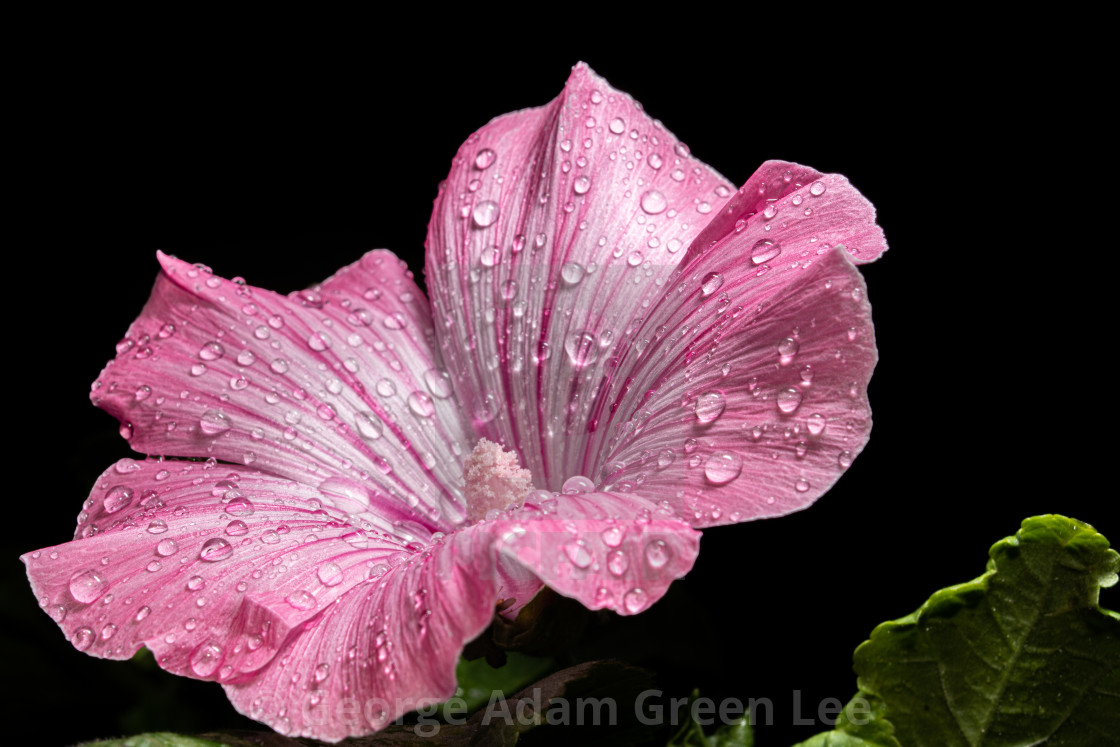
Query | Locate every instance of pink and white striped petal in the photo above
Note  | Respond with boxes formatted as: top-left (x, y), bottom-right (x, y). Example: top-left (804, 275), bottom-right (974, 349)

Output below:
top-left (495, 490), bottom-right (700, 615)
top-left (426, 63), bottom-right (734, 490)
top-left (580, 169), bottom-right (886, 526)
top-left (22, 458), bottom-right (414, 683)
top-left (222, 521), bottom-right (503, 741)
top-left (92, 250), bottom-right (472, 532)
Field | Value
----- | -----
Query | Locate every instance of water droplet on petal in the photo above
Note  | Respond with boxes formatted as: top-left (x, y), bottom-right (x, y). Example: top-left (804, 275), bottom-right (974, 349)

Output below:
top-left (807, 413), bottom-right (826, 436)
top-left (199, 409), bottom-right (231, 436)
top-left (199, 537), bottom-right (233, 562)
top-left (624, 588), bottom-right (648, 613)
top-left (810, 181), bottom-right (827, 196)
top-left (72, 627), bottom-right (95, 651)
top-left (795, 479), bottom-right (811, 493)
top-left (472, 200), bottom-right (499, 228)
top-left (408, 391), bottom-right (434, 418)
top-left (573, 175), bottom-right (591, 195)
top-left (700, 273), bottom-right (724, 296)
top-left (103, 485), bottom-right (133, 514)
top-left (777, 388), bottom-right (804, 414)
top-left (226, 496), bottom-right (254, 516)
top-left (190, 641), bottom-right (224, 677)
top-left (147, 520), bottom-right (168, 534)
top-left (750, 239), bottom-right (782, 264)
top-left (561, 262), bottom-right (585, 285)
top-left (226, 520), bottom-right (249, 536)
top-left (69, 569), bottom-right (108, 604)
top-left (640, 189), bottom-right (667, 214)
top-left (564, 331), bottom-right (599, 367)
top-left (317, 562), bottom-right (344, 587)
top-left (286, 590), bottom-right (317, 610)
top-left (156, 539), bottom-right (178, 556)
top-left (695, 392), bottom-right (726, 424)
top-left (607, 550), bottom-right (629, 576)
top-left (474, 148), bottom-right (496, 170)
top-left (704, 452), bottom-right (743, 485)
top-left (355, 411), bottom-right (383, 440)
top-left (564, 541), bottom-right (593, 569)
top-left (601, 526), bottom-right (624, 547)
top-left (562, 476), bottom-right (595, 494)
top-left (609, 117), bottom-right (625, 134)
top-left (644, 540), bottom-right (671, 569)
top-left (838, 451), bottom-right (853, 469)
top-left (424, 369), bottom-right (454, 399)
top-left (198, 341), bottom-right (224, 361)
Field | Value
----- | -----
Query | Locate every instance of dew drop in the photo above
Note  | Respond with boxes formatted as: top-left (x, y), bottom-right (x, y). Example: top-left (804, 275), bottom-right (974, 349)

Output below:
top-left (226, 520), bottom-right (249, 536)
top-left (573, 175), bottom-right (591, 194)
top-left (474, 148), bottom-right (496, 170)
top-left (198, 341), bottom-right (224, 361)
top-left (147, 520), bottom-right (168, 534)
top-left (103, 485), bottom-right (133, 514)
top-left (407, 391), bottom-right (434, 418)
top-left (424, 369), bottom-right (454, 399)
top-left (226, 496), bottom-right (254, 516)
top-left (795, 479), bottom-right (811, 493)
top-left (562, 476), bottom-right (595, 494)
top-left (601, 526), bottom-right (624, 547)
top-left (700, 273), bottom-right (724, 296)
top-left (564, 330), bottom-right (599, 367)
top-left (640, 189), bottom-right (667, 214)
top-left (69, 569), bottom-right (108, 604)
top-left (199, 537), bottom-right (233, 562)
top-left (355, 411), bottom-right (383, 440)
top-left (317, 562), bottom-right (344, 587)
top-left (72, 627), bottom-right (95, 651)
top-left (704, 452), bottom-right (743, 485)
top-left (644, 540), bottom-right (671, 569)
top-left (776, 388), bottom-right (803, 414)
top-left (695, 391), bottom-right (726, 424)
top-left (561, 262), bottom-right (585, 285)
top-left (472, 200), bottom-right (499, 228)
top-left (199, 409), bottom-right (231, 436)
top-left (623, 588), bottom-right (648, 613)
top-left (807, 414), bottom-right (826, 436)
top-left (607, 549), bottom-right (629, 576)
top-left (750, 239), bottom-right (782, 264)
top-left (190, 641), bottom-right (224, 677)
top-left (810, 181), bottom-right (827, 196)
top-left (286, 590), bottom-right (317, 610)
top-left (156, 539), bottom-right (178, 557)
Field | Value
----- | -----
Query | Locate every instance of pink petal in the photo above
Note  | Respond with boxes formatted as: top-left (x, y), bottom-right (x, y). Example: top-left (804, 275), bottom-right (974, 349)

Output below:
top-left (222, 521), bottom-right (503, 741)
top-left (581, 170), bottom-right (887, 526)
top-left (425, 62), bottom-right (735, 489)
top-left (22, 458), bottom-right (412, 682)
top-left (93, 250), bottom-right (472, 531)
top-left (496, 490), bottom-right (700, 615)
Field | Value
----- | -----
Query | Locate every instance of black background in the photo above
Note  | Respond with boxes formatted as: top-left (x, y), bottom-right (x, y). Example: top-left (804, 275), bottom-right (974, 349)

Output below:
top-left (6, 29), bottom-right (1111, 746)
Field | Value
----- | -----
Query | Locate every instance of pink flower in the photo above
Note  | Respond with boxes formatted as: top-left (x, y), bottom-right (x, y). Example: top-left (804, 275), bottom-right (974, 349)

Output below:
top-left (22, 63), bottom-right (885, 741)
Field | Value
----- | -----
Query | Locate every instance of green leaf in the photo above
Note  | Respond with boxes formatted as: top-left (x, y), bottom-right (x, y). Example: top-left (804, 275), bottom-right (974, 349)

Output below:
top-left (791, 696), bottom-right (898, 747)
top-left (804, 515), bottom-right (1119, 747)
top-left (666, 691), bottom-right (753, 747)
top-left (79, 735), bottom-right (228, 747)
top-left (453, 651), bottom-right (556, 713)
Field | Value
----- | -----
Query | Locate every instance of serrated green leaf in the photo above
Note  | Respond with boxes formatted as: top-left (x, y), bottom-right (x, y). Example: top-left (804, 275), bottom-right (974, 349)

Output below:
top-left (851, 515), bottom-right (1120, 746)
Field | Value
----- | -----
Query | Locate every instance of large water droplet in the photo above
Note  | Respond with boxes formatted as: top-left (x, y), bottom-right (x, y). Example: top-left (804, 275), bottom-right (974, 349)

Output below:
top-left (601, 526), bottom-right (624, 547)
top-left (807, 413), bottom-right (826, 436)
top-left (199, 537), bottom-right (233, 562)
top-left (776, 388), bottom-right (804, 414)
top-left (704, 452), bottom-right (743, 485)
top-left (72, 627), bottom-right (95, 651)
top-left (695, 392), bottom-right (726, 424)
top-left (286, 590), bottom-right (317, 610)
top-left (640, 189), bottom-right (668, 214)
top-left (573, 175), bottom-right (591, 195)
top-left (226, 519), bottom-right (249, 536)
top-left (565, 330), bottom-right (599, 367)
top-left (472, 200), bottom-right (499, 228)
top-left (700, 273), bottom-right (724, 296)
top-left (564, 541), bottom-right (593, 569)
top-left (562, 476), bottom-right (595, 494)
top-left (199, 409), bottom-right (231, 436)
top-left (750, 239), bottom-right (782, 264)
top-left (226, 496), bottom-right (254, 516)
top-left (69, 569), bottom-right (108, 604)
top-left (475, 148), bottom-right (496, 170)
top-left (607, 549), bottom-right (629, 576)
top-left (645, 540), bottom-right (671, 569)
top-left (317, 562), bottom-right (344, 587)
top-left (198, 341), bottom-right (225, 361)
top-left (156, 539), bottom-right (178, 556)
top-left (147, 520), bottom-right (168, 534)
top-left (657, 450), bottom-right (675, 470)
top-left (355, 411), bottom-right (383, 440)
top-left (623, 588), bottom-right (648, 613)
top-left (424, 369), bottom-right (454, 399)
top-left (561, 262), bottom-right (585, 285)
top-left (190, 641), bottom-right (224, 677)
top-left (103, 485), bottom-right (133, 514)
top-left (408, 391), bottom-right (434, 418)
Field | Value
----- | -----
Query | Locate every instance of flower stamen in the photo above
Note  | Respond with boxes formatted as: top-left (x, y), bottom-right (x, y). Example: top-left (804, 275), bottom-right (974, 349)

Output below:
top-left (462, 439), bottom-right (532, 522)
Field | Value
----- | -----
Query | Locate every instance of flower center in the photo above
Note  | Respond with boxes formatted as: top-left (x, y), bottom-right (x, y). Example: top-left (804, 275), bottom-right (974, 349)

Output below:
top-left (462, 438), bottom-right (533, 522)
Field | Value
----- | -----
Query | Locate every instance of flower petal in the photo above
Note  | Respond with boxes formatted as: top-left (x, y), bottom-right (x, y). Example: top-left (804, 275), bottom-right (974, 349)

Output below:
top-left (495, 491), bottom-right (700, 615)
top-left (22, 458), bottom-right (412, 682)
top-left (581, 170), bottom-right (886, 527)
top-left (426, 63), bottom-right (734, 489)
top-left (92, 250), bottom-right (472, 532)
top-left (221, 523), bottom-right (502, 741)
